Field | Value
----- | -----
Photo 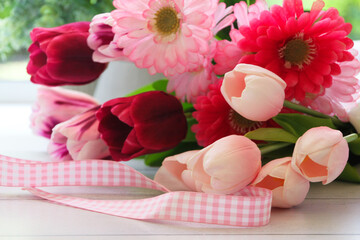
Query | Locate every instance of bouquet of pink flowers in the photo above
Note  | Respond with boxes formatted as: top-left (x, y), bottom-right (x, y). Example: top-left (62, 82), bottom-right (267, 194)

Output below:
top-left (27, 0), bottom-right (360, 208)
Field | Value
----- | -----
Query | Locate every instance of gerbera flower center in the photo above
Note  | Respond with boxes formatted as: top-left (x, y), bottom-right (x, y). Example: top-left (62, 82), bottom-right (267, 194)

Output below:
top-left (154, 7), bottom-right (180, 36)
top-left (228, 109), bottom-right (263, 134)
top-left (284, 39), bottom-right (309, 64)
top-left (279, 36), bottom-right (316, 69)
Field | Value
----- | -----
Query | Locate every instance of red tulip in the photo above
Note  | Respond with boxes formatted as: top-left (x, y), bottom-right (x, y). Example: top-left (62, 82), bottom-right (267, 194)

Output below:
top-left (96, 91), bottom-right (187, 161)
top-left (27, 22), bottom-right (107, 86)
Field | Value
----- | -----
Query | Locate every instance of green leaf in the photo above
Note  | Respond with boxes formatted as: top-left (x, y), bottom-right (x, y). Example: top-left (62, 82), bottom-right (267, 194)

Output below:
top-left (260, 144), bottom-right (294, 165)
top-left (337, 163), bottom-right (360, 183)
top-left (125, 79), bottom-right (168, 97)
top-left (144, 142), bottom-right (201, 167)
top-left (348, 136), bottom-right (360, 156)
top-left (152, 79), bottom-right (168, 91)
top-left (272, 113), bottom-right (337, 137)
top-left (245, 128), bottom-right (298, 143)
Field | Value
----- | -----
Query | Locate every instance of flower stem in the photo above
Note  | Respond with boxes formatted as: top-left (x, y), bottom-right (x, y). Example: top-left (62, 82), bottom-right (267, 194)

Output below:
top-left (246, 0), bottom-right (250, 6)
top-left (259, 142), bottom-right (293, 155)
top-left (283, 100), bottom-right (345, 127)
top-left (344, 133), bottom-right (358, 143)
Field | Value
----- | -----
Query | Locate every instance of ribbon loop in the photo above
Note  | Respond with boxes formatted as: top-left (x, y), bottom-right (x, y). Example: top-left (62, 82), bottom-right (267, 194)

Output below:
top-left (1, 154), bottom-right (272, 227)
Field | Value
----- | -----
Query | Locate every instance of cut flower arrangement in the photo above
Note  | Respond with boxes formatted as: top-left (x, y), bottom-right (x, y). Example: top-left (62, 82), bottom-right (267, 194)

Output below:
top-left (19, 0), bottom-right (360, 215)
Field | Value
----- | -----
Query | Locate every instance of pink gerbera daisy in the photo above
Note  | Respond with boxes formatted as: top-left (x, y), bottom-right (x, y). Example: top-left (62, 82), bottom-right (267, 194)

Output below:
top-left (111, 0), bottom-right (218, 76)
top-left (301, 49), bottom-right (360, 121)
top-left (166, 2), bottom-right (234, 102)
top-left (192, 80), bottom-right (273, 147)
top-left (167, 57), bottom-right (218, 103)
top-left (238, 0), bottom-right (354, 101)
top-left (214, 0), bottom-right (268, 75)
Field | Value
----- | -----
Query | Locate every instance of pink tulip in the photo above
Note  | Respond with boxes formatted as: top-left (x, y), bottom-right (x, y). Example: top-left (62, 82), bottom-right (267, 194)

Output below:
top-left (87, 13), bottom-right (126, 63)
top-left (221, 64), bottom-right (286, 121)
top-left (252, 157), bottom-right (310, 208)
top-left (30, 86), bottom-right (99, 138)
top-left (154, 150), bottom-right (200, 192)
top-left (154, 135), bottom-right (261, 194)
top-left (291, 127), bottom-right (349, 184)
top-left (48, 106), bottom-right (110, 161)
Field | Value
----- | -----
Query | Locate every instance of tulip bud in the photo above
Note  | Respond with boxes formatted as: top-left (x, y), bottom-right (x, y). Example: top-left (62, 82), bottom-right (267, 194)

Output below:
top-left (221, 64), bottom-right (286, 121)
top-left (96, 91), bottom-right (187, 161)
top-left (154, 135), bottom-right (261, 194)
top-left (27, 22), bottom-right (107, 86)
top-left (252, 157), bottom-right (310, 208)
top-left (154, 150), bottom-right (200, 192)
top-left (87, 13), bottom-right (126, 63)
top-left (291, 127), bottom-right (349, 184)
top-left (30, 86), bottom-right (99, 138)
top-left (48, 106), bottom-right (110, 161)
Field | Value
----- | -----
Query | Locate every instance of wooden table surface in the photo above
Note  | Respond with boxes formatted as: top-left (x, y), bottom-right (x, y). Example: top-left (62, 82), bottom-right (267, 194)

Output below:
top-left (1, 104), bottom-right (360, 240)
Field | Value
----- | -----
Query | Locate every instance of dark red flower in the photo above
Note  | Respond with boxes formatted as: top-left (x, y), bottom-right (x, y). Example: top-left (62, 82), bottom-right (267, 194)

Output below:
top-left (96, 91), bottom-right (187, 161)
top-left (192, 80), bottom-right (277, 147)
top-left (27, 22), bottom-right (107, 86)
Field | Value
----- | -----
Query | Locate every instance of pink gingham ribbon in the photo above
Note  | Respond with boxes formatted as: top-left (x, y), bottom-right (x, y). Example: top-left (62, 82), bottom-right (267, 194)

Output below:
top-left (0, 154), bottom-right (272, 227)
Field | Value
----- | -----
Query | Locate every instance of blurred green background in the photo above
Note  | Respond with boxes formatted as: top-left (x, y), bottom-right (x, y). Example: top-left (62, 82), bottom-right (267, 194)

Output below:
top-left (0, 0), bottom-right (359, 62)
top-left (0, 0), bottom-right (113, 61)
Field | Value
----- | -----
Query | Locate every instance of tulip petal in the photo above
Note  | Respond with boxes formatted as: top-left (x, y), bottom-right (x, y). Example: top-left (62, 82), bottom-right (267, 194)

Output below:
top-left (131, 91), bottom-right (187, 150)
top-left (255, 175), bottom-right (285, 190)
top-left (282, 164), bottom-right (310, 208)
top-left (46, 33), bottom-right (107, 84)
top-left (299, 155), bottom-right (328, 181)
top-left (162, 150), bottom-right (199, 181)
top-left (154, 167), bottom-right (192, 191)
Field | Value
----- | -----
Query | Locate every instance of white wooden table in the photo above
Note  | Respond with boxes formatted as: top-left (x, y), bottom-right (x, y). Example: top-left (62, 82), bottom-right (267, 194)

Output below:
top-left (1, 104), bottom-right (360, 240)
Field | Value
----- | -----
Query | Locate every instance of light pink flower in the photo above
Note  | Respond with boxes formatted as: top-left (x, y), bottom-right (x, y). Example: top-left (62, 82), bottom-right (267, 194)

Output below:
top-left (291, 127), bottom-right (349, 184)
top-left (154, 135), bottom-right (261, 194)
top-left (300, 49), bottom-right (360, 121)
top-left (233, 0), bottom-right (268, 27)
top-left (212, 2), bottom-right (235, 35)
top-left (214, 0), bottom-right (268, 75)
top-left (214, 30), bottom-right (244, 75)
top-left (30, 87), bottom-right (99, 138)
top-left (48, 106), bottom-right (110, 161)
top-left (111, 0), bottom-right (218, 76)
top-left (221, 64), bottom-right (286, 121)
top-left (87, 13), bottom-right (126, 63)
top-left (252, 157), bottom-right (310, 208)
top-left (167, 42), bottom-right (218, 103)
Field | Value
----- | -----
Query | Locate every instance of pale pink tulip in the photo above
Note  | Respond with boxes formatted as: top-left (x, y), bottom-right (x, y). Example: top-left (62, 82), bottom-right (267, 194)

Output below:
top-left (221, 64), bottom-right (286, 122)
top-left (30, 86), bottom-right (99, 138)
top-left (48, 106), bottom-right (110, 161)
top-left (154, 135), bottom-right (261, 194)
top-left (348, 102), bottom-right (360, 133)
top-left (291, 127), bottom-right (349, 184)
top-left (154, 150), bottom-right (199, 191)
top-left (252, 157), bottom-right (310, 208)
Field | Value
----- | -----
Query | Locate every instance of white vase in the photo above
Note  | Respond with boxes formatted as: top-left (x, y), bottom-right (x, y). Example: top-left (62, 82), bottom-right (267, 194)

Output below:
top-left (93, 61), bottom-right (164, 103)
